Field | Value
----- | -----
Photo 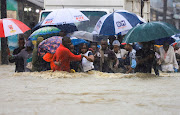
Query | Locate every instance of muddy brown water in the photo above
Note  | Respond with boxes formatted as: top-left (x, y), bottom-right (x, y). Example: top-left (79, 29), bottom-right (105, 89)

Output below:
top-left (0, 65), bottom-right (180, 115)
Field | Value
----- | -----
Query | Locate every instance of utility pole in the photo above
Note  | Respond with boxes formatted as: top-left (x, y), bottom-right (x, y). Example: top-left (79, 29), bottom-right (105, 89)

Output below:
top-left (141, 0), bottom-right (144, 17)
top-left (163, 0), bottom-right (167, 22)
top-left (1, 0), bottom-right (8, 64)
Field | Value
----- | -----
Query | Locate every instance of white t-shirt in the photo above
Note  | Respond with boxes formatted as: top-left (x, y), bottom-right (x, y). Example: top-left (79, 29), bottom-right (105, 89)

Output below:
top-left (113, 49), bottom-right (128, 59)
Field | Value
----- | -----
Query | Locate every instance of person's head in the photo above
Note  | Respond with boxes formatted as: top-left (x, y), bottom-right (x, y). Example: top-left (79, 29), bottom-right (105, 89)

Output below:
top-left (59, 30), bottom-right (67, 37)
top-left (90, 43), bottom-right (97, 51)
top-left (124, 43), bottom-right (132, 51)
top-left (163, 41), bottom-right (170, 52)
top-left (62, 36), bottom-right (72, 49)
top-left (36, 37), bottom-right (44, 46)
top-left (142, 42), bottom-right (151, 51)
top-left (174, 44), bottom-right (179, 51)
top-left (101, 39), bottom-right (108, 50)
top-left (69, 44), bottom-right (75, 52)
top-left (80, 43), bottom-right (89, 54)
top-left (108, 35), bottom-right (116, 44)
top-left (25, 40), bottom-right (33, 52)
top-left (154, 45), bottom-right (160, 53)
top-left (112, 40), bottom-right (120, 53)
top-left (18, 37), bottom-right (25, 48)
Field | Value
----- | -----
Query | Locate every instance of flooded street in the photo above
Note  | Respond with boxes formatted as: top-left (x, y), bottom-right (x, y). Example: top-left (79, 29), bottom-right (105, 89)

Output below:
top-left (0, 65), bottom-right (180, 115)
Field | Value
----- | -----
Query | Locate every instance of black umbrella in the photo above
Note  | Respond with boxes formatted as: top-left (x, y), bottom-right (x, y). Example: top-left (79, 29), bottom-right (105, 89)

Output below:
top-left (32, 22), bottom-right (78, 33)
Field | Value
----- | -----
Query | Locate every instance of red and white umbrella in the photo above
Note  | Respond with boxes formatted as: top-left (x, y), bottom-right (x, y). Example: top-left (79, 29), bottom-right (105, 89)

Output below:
top-left (0, 18), bottom-right (30, 37)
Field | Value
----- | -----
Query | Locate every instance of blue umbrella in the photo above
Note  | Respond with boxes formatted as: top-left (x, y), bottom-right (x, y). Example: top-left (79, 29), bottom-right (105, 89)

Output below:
top-left (94, 10), bottom-right (145, 36)
top-left (71, 37), bottom-right (89, 46)
top-left (171, 33), bottom-right (180, 42)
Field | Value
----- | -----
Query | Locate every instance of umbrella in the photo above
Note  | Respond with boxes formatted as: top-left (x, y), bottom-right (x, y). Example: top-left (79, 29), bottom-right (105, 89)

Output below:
top-left (154, 37), bottom-right (175, 45)
top-left (171, 33), bottom-right (180, 42)
top-left (122, 21), bottom-right (180, 43)
top-left (56, 23), bottom-right (78, 33)
top-left (94, 10), bottom-right (145, 36)
top-left (38, 36), bottom-right (63, 56)
top-left (31, 21), bottom-right (43, 32)
top-left (0, 18), bottom-right (30, 37)
top-left (38, 36), bottom-right (89, 56)
top-left (41, 8), bottom-right (89, 26)
top-left (71, 31), bottom-right (94, 41)
top-left (28, 27), bottom-right (60, 41)
top-left (32, 22), bottom-right (78, 33)
top-left (71, 37), bottom-right (89, 46)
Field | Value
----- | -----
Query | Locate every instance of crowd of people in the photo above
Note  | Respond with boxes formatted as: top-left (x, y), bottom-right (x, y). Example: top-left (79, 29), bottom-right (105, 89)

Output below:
top-left (8, 32), bottom-right (180, 75)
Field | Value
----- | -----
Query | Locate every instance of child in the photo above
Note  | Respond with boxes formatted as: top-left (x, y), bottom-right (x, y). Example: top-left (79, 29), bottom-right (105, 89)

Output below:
top-left (79, 43), bottom-right (94, 72)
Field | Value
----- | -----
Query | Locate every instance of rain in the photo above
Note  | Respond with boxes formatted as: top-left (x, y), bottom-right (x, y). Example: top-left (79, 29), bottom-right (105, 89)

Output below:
top-left (0, 0), bottom-right (180, 115)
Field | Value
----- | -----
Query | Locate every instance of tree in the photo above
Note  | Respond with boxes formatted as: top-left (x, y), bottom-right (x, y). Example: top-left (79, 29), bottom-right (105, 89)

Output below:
top-left (1, 0), bottom-right (8, 64)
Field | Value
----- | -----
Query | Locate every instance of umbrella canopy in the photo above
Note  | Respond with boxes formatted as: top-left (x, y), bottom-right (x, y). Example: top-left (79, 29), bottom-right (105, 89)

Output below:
top-left (41, 9), bottom-right (89, 26)
top-left (56, 23), bottom-right (78, 33)
top-left (122, 21), bottom-right (180, 43)
top-left (38, 36), bottom-right (89, 56)
top-left (171, 33), bottom-right (180, 42)
top-left (28, 27), bottom-right (61, 41)
top-left (155, 37), bottom-right (175, 45)
top-left (31, 21), bottom-right (43, 32)
top-left (71, 37), bottom-right (89, 46)
top-left (32, 22), bottom-right (78, 33)
top-left (94, 10), bottom-right (145, 36)
top-left (0, 18), bottom-right (30, 37)
top-left (71, 31), bottom-right (93, 41)
top-left (38, 36), bottom-right (62, 56)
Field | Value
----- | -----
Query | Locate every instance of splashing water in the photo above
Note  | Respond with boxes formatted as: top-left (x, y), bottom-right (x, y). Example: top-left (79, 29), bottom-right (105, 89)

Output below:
top-left (0, 65), bottom-right (180, 115)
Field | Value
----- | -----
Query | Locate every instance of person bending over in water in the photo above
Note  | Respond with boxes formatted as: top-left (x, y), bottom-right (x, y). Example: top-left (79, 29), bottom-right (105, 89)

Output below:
top-left (53, 36), bottom-right (84, 72)
top-left (95, 39), bottom-right (119, 73)
top-left (79, 43), bottom-right (94, 72)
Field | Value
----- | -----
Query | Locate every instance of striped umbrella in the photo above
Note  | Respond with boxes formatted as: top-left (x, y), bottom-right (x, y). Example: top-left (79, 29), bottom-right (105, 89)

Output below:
top-left (0, 18), bottom-right (30, 37)
top-left (94, 10), bottom-right (145, 36)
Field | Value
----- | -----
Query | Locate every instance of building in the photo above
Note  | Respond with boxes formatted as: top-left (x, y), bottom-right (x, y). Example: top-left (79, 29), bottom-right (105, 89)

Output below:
top-left (150, 0), bottom-right (180, 29)
top-left (0, 0), bottom-right (44, 51)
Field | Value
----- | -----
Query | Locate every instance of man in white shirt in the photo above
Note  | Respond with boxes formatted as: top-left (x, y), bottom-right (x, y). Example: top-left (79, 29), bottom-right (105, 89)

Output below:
top-left (159, 42), bottom-right (179, 72)
top-left (112, 40), bottom-right (128, 72)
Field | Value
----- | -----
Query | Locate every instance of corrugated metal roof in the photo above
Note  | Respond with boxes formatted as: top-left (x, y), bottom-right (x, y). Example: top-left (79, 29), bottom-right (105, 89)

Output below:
top-left (27, 0), bottom-right (44, 8)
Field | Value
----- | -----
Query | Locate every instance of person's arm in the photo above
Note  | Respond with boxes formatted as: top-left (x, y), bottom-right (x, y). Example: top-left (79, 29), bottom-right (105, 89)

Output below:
top-left (173, 50), bottom-right (179, 70)
top-left (114, 58), bottom-right (119, 68)
top-left (52, 52), bottom-right (61, 66)
top-left (83, 55), bottom-right (94, 62)
top-left (109, 51), bottom-right (119, 68)
top-left (68, 49), bottom-right (83, 61)
top-left (9, 49), bottom-right (23, 61)
top-left (126, 59), bottom-right (136, 74)
top-left (32, 49), bottom-right (38, 66)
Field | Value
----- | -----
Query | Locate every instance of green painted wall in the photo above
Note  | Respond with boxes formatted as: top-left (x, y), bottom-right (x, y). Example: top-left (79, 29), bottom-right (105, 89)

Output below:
top-left (7, 0), bottom-right (18, 11)
top-left (0, 0), bottom-right (17, 11)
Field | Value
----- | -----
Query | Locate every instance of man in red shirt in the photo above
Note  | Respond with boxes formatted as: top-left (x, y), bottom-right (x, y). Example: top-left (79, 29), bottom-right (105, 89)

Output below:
top-left (53, 36), bottom-right (83, 72)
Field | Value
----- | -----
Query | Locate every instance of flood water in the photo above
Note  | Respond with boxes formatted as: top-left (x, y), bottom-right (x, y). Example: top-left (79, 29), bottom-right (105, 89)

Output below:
top-left (0, 65), bottom-right (180, 115)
